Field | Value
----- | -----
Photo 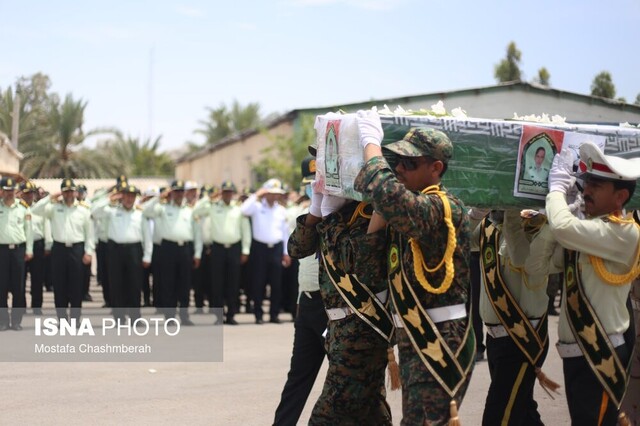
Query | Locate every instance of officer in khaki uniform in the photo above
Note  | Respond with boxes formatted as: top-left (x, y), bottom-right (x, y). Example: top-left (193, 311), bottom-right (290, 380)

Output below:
top-left (20, 181), bottom-right (48, 315)
top-left (0, 177), bottom-right (33, 331)
top-left (143, 180), bottom-right (202, 325)
top-left (31, 178), bottom-right (94, 321)
top-left (193, 180), bottom-right (251, 325)
top-left (354, 111), bottom-right (475, 425)
top-left (526, 142), bottom-right (640, 424)
top-left (92, 184), bottom-right (152, 322)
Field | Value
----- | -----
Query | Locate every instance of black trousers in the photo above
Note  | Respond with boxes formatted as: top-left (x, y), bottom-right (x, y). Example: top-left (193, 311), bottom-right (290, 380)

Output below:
top-left (482, 333), bottom-right (548, 425)
top-left (273, 291), bottom-right (327, 425)
top-left (27, 239), bottom-right (46, 308)
top-left (193, 244), bottom-right (212, 308)
top-left (0, 243), bottom-right (26, 326)
top-left (469, 251), bottom-right (485, 353)
top-left (250, 240), bottom-right (283, 321)
top-left (96, 240), bottom-right (110, 306)
top-left (51, 242), bottom-right (84, 320)
top-left (107, 241), bottom-right (143, 321)
top-left (281, 259), bottom-right (300, 318)
top-left (159, 240), bottom-right (193, 320)
top-left (210, 242), bottom-right (241, 318)
top-left (564, 344), bottom-right (630, 426)
top-left (151, 243), bottom-right (161, 307)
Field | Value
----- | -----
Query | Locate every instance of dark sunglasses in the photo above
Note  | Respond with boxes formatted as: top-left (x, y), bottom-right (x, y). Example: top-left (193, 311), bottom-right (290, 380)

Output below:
top-left (397, 157), bottom-right (424, 171)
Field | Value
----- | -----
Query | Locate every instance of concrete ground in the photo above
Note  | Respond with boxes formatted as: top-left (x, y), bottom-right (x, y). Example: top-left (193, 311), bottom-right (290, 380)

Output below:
top-left (1, 284), bottom-right (571, 425)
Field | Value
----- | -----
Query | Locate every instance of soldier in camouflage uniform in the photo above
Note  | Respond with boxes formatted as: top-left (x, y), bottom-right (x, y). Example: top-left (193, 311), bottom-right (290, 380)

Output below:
top-left (354, 111), bottom-right (475, 425)
top-left (288, 154), bottom-right (393, 425)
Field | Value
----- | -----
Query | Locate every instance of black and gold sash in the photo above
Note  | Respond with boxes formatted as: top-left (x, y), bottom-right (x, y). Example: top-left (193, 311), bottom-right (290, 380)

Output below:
top-left (564, 249), bottom-right (629, 407)
top-left (479, 219), bottom-right (548, 366)
top-left (387, 231), bottom-right (475, 397)
top-left (319, 203), bottom-right (394, 343)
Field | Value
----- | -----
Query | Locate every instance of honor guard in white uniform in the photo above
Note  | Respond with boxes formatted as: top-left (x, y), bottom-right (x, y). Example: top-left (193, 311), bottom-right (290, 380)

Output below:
top-left (92, 184), bottom-right (152, 322)
top-left (143, 180), bottom-right (202, 325)
top-left (526, 142), bottom-right (640, 425)
top-left (0, 177), bottom-right (33, 331)
top-left (193, 180), bottom-right (251, 324)
top-left (31, 178), bottom-right (94, 321)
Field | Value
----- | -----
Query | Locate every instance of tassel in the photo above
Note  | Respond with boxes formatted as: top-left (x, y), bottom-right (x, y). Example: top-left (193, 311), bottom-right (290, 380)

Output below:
top-left (535, 367), bottom-right (561, 399)
top-left (386, 347), bottom-right (401, 390)
top-left (448, 400), bottom-right (461, 426)
top-left (618, 412), bottom-right (631, 426)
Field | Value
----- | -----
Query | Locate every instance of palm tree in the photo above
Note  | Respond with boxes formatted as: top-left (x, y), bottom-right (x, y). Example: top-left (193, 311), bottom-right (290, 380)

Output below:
top-left (106, 133), bottom-right (174, 176)
top-left (195, 100), bottom-right (262, 145)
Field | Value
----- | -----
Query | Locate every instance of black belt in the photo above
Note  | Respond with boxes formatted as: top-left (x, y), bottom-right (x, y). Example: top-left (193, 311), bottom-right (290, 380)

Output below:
top-left (302, 290), bottom-right (321, 299)
top-left (108, 240), bottom-right (142, 247)
top-left (254, 240), bottom-right (282, 249)
top-left (0, 242), bottom-right (25, 249)
top-left (213, 241), bottom-right (240, 249)
top-left (53, 241), bottom-right (83, 248)
top-left (162, 239), bottom-right (193, 247)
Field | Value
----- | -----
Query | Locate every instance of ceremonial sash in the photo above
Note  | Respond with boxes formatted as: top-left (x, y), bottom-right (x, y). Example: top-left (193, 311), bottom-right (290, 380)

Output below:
top-left (319, 204), bottom-right (394, 343)
top-left (479, 219), bottom-right (548, 366)
top-left (564, 249), bottom-right (630, 407)
top-left (387, 231), bottom-right (475, 397)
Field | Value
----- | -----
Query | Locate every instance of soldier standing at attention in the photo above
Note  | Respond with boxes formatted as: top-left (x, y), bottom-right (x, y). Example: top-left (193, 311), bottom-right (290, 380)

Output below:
top-left (354, 111), bottom-right (475, 425)
top-left (20, 181), bottom-right (47, 316)
top-left (0, 177), bottom-right (33, 331)
top-left (143, 180), bottom-right (202, 326)
top-left (526, 142), bottom-right (640, 425)
top-left (31, 178), bottom-right (94, 321)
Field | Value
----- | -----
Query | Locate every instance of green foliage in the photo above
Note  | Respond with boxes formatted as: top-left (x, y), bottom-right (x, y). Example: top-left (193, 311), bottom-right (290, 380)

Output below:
top-left (195, 99), bottom-right (261, 145)
top-left (251, 114), bottom-right (315, 190)
top-left (494, 42), bottom-right (522, 83)
top-left (103, 133), bottom-right (174, 176)
top-left (535, 67), bottom-right (550, 86)
top-left (590, 71), bottom-right (616, 99)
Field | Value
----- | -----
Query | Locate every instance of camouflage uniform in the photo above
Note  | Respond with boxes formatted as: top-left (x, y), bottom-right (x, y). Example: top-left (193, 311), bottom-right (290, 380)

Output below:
top-left (288, 200), bottom-right (392, 426)
top-left (354, 128), bottom-right (474, 425)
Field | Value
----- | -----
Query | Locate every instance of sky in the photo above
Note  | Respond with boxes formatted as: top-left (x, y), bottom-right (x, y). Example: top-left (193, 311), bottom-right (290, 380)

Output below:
top-left (2, 0), bottom-right (639, 152)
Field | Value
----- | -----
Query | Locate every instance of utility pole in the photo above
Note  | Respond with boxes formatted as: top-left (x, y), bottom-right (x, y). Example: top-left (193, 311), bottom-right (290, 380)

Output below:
top-left (11, 94), bottom-right (20, 149)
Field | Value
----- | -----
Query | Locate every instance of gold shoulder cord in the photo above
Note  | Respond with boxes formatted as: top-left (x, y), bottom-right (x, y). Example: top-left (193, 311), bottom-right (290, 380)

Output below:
top-left (588, 214), bottom-right (640, 286)
top-left (409, 185), bottom-right (457, 294)
top-left (347, 202), bottom-right (372, 226)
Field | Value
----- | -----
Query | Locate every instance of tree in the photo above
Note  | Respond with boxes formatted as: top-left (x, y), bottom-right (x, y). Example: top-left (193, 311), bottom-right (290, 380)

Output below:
top-left (534, 67), bottom-right (550, 86)
top-left (195, 99), bottom-right (262, 145)
top-left (590, 71), bottom-right (616, 99)
top-left (251, 114), bottom-right (315, 190)
top-left (634, 93), bottom-right (640, 106)
top-left (105, 133), bottom-right (174, 176)
top-left (494, 42), bottom-right (522, 83)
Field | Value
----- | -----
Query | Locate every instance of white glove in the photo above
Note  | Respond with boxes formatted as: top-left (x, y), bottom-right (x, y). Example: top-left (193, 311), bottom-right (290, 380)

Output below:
top-left (567, 189), bottom-right (585, 218)
top-left (548, 150), bottom-right (574, 194)
top-left (356, 110), bottom-right (383, 149)
top-left (321, 195), bottom-right (347, 217)
top-left (309, 181), bottom-right (323, 218)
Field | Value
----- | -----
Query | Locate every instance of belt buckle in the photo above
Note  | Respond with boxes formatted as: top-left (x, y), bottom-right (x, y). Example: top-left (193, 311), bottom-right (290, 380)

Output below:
top-left (8, 244), bottom-right (15, 249)
top-left (224, 244), bottom-right (231, 249)
top-left (177, 241), bottom-right (184, 247)
top-left (65, 242), bottom-right (72, 248)
top-left (267, 243), bottom-right (274, 249)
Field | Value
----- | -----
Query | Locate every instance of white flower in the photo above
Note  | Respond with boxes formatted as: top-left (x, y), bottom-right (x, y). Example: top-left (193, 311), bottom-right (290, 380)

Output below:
top-left (394, 105), bottom-right (411, 115)
top-left (619, 122), bottom-right (634, 128)
top-left (451, 107), bottom-right (468, 119)
top-left (551, 115), bottom-right (566, 124)
top-left (430, 100), bottom-right (446, 115)
top-left (540, 113), bottom-right (551, 123)
top-left (377, 104), bottom-right (393, 115)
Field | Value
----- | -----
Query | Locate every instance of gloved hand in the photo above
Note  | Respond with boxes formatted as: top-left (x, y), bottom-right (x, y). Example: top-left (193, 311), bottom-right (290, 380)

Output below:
top-left (567, 187), bottom-right (585, 218)
top-left (548, 150), bottom-right (574, 194)
top-left (309, 181), bottom-right (323, 218)
top-left (356, 110), bottom-right (383, 149)
top-left (321, 195), bottom-right (347, 217)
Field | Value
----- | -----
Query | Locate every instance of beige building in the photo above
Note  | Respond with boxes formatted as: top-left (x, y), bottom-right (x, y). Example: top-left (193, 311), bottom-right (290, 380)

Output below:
top-left (176, 82), bottom-right (640, 188)
top-left (0, 132), bottom-right (23, 179)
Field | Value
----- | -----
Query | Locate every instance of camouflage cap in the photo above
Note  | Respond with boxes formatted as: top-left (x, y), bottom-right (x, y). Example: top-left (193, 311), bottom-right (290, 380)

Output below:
top-left (0, 177), bottom-right (17, 190)
top-left (60, 178), bottom-right (77, 192)
top-left (384, 127), bottom-right (453, 163)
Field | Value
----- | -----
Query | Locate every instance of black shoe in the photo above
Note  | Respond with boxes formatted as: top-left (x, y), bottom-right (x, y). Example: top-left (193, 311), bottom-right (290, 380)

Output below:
top-left (0, 324), bottom-right (9, 332)
top-left (255, 318), bottom-right (264, 325)
top-left (11, 324), bottom-right (23, 331)
top-left (181, 318), bottom-right (195, 326)
top-left (269, 318), bottom-right (281, 324)
top-left (225, 318), bottom-right (238, 325)
top-left (83, 293), bottom-right (93, 302)
top-left (33, 308), bottom-right (43, 315)
top-left (548, 308), bottom-right (559, 316)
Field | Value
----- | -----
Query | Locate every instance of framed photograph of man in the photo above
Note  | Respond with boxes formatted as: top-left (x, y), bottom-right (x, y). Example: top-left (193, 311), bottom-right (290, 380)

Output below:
top-left (514, 126), bottom-right (563, 199)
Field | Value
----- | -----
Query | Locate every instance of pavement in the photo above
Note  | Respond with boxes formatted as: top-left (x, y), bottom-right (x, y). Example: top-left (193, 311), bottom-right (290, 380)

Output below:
top-left (1, 284), bottom-right (572, 425)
